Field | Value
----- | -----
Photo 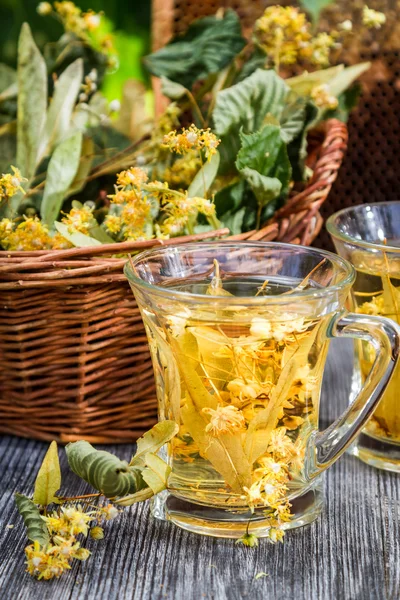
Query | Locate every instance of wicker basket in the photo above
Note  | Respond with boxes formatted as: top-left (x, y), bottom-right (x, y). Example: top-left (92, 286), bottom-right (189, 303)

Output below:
top-left (0, 119), bottom-right (347, 443)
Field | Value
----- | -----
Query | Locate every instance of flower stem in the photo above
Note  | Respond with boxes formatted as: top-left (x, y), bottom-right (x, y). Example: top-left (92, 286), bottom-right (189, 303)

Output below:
top-left (186, 90), bottom-right (207, 128)
top-left (57, 493), bottom-right (103, 502)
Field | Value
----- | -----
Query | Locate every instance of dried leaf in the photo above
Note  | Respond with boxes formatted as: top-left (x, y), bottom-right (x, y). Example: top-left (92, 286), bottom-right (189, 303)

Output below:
top-left (190, 326), bottom-right (234, 389)
top-left (115, 79), bottom-right (149, 142)
top-left (41, 131), bottom-right (83, 226)
top-left (130, 421), bottom-right (179, 467)
top-left (33, 441), bottom-right (61, 506)
top-left (54, 221), bottom-right (102, 247)
top-left (66, 440), bottom-right (147, 498)
top-left (245, 359), bottom-right (298, 464)
top-left (113, 487), bottom-right (154, 506)
top-left (0, 64), bottom-right (17, 95)
top-left (142, 452), bottom-right (171, 494)
top-left (37, 58), bottom-right (83, 162)
top-left (16, 23), bottom-right (47, 180)
top-left (172, 331), bottom-right (218, 412)
top-left (142, 316), bottom-right (181, 421)
top-left (15, 493), bottom-right (49, 547)
top-left (187, 151), bottom-right (220, 199)
top-left (67, 136), bottom-right (95, 197)
top-left (181, 397), bottom-right (252, 493)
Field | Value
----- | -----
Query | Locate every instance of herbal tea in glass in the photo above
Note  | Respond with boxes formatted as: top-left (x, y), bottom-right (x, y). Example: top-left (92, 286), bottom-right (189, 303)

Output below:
top-left (328, 202), bottom-right (400, 472)
top-left (125, 242), bottom-right (399, 538)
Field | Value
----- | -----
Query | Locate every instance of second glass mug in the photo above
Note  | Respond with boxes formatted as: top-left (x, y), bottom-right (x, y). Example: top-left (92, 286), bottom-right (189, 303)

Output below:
top-left (125, 242), bottom-right (400, 538)
top-left (327, 202), bottom-right (400, 472)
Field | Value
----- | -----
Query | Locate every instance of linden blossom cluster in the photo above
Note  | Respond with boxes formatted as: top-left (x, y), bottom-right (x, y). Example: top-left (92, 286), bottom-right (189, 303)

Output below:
top-left (254, 5), bottom-right (386, 71)
top-left (0, 125), bottom-right (221, 249)
top-left (25, 504), bottom-right (119, 580)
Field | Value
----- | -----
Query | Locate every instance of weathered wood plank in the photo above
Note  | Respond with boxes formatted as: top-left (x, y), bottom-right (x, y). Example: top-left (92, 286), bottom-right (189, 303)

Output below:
top-left (0, 340), bottom-right (399, 600)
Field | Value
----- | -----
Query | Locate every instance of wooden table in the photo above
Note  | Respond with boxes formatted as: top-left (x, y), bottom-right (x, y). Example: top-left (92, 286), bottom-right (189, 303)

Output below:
top-left (1, 340), bottom-right (399, 600)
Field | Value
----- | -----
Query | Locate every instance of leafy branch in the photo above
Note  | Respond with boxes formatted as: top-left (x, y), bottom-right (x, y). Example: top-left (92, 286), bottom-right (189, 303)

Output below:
top-left (15, 421), bottom-right (178, 580)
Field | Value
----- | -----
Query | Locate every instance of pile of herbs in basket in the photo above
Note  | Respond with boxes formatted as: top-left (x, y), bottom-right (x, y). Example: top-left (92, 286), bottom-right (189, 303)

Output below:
top-left (0, 1), bottom-right (377, 249)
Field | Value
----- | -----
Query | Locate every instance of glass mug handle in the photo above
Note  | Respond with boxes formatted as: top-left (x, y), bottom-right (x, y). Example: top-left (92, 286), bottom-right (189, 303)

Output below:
top-left (311, 311), bottom-right (400, 476)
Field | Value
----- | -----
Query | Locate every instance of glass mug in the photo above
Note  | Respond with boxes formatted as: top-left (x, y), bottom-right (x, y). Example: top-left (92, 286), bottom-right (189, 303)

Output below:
top-left (328, 202), bottom-right (400, 472)
top-left (125, 242), bottom-right (400, 538)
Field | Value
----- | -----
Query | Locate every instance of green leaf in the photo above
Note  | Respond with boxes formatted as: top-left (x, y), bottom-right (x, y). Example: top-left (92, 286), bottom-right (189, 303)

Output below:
top-left (220, 207), bottom-right (246, 235)
top-left (66, 440), bottom-right (148, 498)
top-left (214, 179), bottom-right (244, 218)
top-left (16, 23), bottom-right (47, 180)
top-left (279, 96), bottom-right (307, 144)
top-left (130, 421), bottom-right (179, 467)
top-left (37, 58), bottom-right (84, 162)
top-left (142, 453), bottom-right (171, 494)
top-left (240, 168), bottom-right (282, 207)
top-left (212, 69), bottom-right (289, 137)
top-left (234, 47), bottom-right (267, 84)
top-left (33, 441), bottom-right (61, 507)
top-left (187, 151), bottom-right (220, 198)
top-left (299, 0), bottom-right (334, 23)
top-left (236, 125), bottom-right (292, 207)
top-left (54, 221), bottom-right (102, 247)
top-left (144, 10), bottom-right (245, 89)
top-left (287, 101), bottom-right (319, 182)
top-left (15, 494), bottom-right (49, 547)
top-left (160, 76), bottom-right (188, 100)
top-left (41, 131), bottom-right (83, 226)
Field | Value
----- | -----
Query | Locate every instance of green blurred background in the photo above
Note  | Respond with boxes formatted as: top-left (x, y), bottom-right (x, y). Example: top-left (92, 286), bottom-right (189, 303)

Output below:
top-left (0, 0), bottom-right (152, 99)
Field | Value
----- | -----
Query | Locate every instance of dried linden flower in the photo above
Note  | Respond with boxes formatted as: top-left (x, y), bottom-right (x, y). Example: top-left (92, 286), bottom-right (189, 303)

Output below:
top-left (89, 526), bottom-right (104, 540)
top-left (0, 166), bottom-right (27, 201)
top-left (311, 84), bottom-right (338, 110)
top-left (202, 404), bottom-right (246, 436)
top-left (362, 6), bottom-right (386, 29)
top-left (338, 19), bottom-right (353, 31)
top-left (254, 6), bottom-right (312, 66)
top-left (102, 505), bottom-right (120, 520)
top-left (163, 125), bottom-right (220, 161)
top-left (37, 2), bottom-right (53, 15)
top-left (235, 532), bottom-right (259, 548)
top-left (309, 33), bottom-right (336, 67)
top-left (61, 205), bottom-right (96, 235)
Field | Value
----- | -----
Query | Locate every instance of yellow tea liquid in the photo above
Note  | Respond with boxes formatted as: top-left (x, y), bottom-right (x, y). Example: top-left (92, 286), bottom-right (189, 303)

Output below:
top-left (352, 254), bottom-right (400, 443)
top-left (142, 276), bottom-right (331, 514)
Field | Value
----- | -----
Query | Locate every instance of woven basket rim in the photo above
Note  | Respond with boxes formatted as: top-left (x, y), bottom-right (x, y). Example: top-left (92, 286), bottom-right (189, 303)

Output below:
top-left (0, 119), bottom-right (348, 289)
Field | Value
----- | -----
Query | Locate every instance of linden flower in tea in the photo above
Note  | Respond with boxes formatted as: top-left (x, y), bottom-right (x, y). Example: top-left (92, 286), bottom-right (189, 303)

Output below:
top-left (143, 263), bottom-right (328, 542)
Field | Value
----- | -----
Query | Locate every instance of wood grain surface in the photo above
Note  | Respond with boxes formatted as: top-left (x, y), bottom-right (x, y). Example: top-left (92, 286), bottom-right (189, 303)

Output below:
top-left (0, 340), bottom-right (399, 600)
